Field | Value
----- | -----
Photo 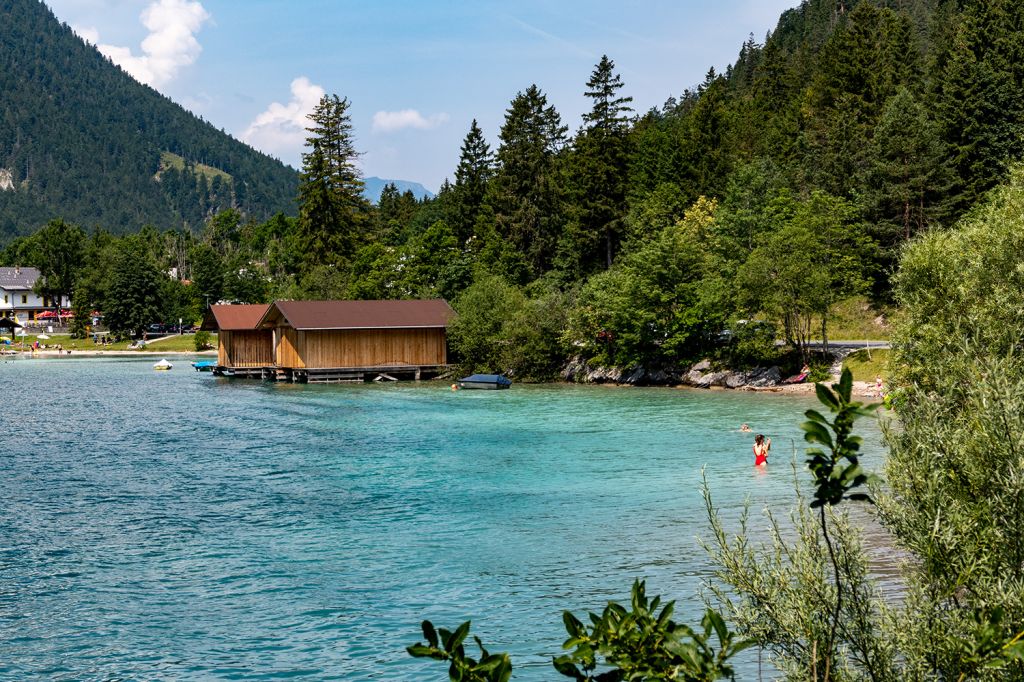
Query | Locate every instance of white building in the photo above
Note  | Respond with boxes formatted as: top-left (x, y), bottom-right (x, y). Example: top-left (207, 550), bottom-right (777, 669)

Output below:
top-left (0, 267), bottom-right (69, 323)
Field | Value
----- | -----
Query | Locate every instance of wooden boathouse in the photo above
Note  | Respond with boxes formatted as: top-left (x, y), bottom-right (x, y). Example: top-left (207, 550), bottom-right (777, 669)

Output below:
top-left (203, 304), bottom-right (273, 376)
top-left (205, 299), bottom-right (454, 383)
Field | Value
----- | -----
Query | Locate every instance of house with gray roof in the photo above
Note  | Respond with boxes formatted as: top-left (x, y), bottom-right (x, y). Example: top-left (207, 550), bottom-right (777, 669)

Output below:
top-left (0, 267), bottom-right (69, 323)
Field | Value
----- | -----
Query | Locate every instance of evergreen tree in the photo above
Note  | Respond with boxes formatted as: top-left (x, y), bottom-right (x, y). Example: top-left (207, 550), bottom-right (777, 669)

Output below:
top-left (564, 55), bottom-right (634, 274)
top-left (296, 94), bottom-right (369, 266)
top-left (681, 69), bottom-right (730, 200)
top-left (867, 89), bottom-right (953, 246)
top-left (936, 0), bottom-right (1024, 214)
top-left (449, 120), bottom-right (494, 244)
top-left (189, 242), bottom-right (224, 307)
top-left (486, 85), bottom-right (568, 282)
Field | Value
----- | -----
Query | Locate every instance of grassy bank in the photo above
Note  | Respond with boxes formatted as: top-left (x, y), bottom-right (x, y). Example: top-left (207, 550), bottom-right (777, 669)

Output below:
top-left (808, 296), bottom-right (892, 341)
top-left (842, 348), bottom-right (890, 382)
top-left (4, 333), bottom-right (216, 352)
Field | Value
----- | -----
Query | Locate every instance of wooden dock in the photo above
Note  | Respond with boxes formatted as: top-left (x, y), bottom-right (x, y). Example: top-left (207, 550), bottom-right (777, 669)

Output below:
top-left (213, 364), bottom-right (451, 384)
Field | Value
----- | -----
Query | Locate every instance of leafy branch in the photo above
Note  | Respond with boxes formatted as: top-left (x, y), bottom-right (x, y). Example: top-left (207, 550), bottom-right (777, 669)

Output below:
top-left (407, 620), bottom-right (512, 682)
top-left (800, 367), bottom-right (879, 678)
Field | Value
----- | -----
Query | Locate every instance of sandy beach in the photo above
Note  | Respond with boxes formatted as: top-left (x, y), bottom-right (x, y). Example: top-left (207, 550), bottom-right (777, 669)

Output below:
top-left (748, 380), bottom-right (883, 399)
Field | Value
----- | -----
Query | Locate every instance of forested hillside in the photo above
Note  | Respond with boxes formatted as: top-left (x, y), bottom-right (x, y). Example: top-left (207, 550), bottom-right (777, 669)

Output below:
top-left (0, 0), bottom-right (298, 238)
top-left (4, 0), bottom-right (1024, 378)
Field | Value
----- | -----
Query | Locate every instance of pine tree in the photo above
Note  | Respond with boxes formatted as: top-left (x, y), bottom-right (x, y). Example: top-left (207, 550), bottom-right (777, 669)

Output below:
top-left (867, 88), bottom-right (953, 246)
top-left (296, 94), bottom-right (369, 267)
top-left (564, 55), bottom-right (634, 274)
top-left (449, 120), bottom-right (493, 244)
top-left (936, 0), bottom-right (1024, 215)
top-left (486, 85), bottom-right (568, 281)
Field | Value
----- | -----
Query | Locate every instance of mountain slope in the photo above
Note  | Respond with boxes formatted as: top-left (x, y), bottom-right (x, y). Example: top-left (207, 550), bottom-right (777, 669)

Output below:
top-left (0, 0), bottom-right (299, 239)
top-left (362, 177), bottom-right (434, 203)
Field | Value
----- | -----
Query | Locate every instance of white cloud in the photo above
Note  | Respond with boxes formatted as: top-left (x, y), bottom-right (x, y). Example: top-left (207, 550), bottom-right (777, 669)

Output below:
top-left (371, 109), bottom-right (450, 133)
top-left (72, 24), bottom-right (100, 44)
top-left (241, 77), bottom-right (326, 163)
top-left (91, 0), bottom-right (210, 88)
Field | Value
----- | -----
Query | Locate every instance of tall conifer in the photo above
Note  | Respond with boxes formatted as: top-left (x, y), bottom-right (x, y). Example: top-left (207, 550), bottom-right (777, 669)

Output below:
top-left (564, 55), bottom-right (634, 273)
top-left (487, 85), bottom-right (567, 281)
top-left (296, 94), bottom-right (368, 266)
top-left (450, 120), bottom-right (493, 243)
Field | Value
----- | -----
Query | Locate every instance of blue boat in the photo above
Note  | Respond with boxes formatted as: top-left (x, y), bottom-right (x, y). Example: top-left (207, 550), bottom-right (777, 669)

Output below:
top-left (457, 373), bottom-right (512, 390)
top-left (193, 360), bottom-right (217, 372)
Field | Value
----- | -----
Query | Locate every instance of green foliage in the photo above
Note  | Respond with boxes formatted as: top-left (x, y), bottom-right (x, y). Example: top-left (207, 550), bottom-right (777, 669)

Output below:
top-left (297, 94), bottom-right (369, 266)
top-left (449, 120), bottom-right (494, 244)
top-left (716, 319), bottom-right (780, 369)
top-left (881, 165), bottom-right (1024, 679)
top-left (193, 330), bottom-right (212, 351)
top-left (485, 84), bottom-right (567, 281)
top-left (103, 239), bottom-right (162, 337)
top-left (407, 583), bottom-right (749, 682)
top-left (703, 472), bottom-right (897, 682)
top-left (801, 368), bottom-right (878, 509)
top-left (554, 580), bottom-right (750, 681)
top-left (448, 274), bottom-right (568, 381)
top-left (737, 192), bottom-right (872, 357)
top-left (407, 620), bottom-right (512, 682)
top-left (566, 198), bottom-right (727, 368)
top-left (32, 218), bottom-right (85, 311)
top-left (562, 55), bottom-right (634, 275)
top-left (190, 243), bottom-right (224, 306)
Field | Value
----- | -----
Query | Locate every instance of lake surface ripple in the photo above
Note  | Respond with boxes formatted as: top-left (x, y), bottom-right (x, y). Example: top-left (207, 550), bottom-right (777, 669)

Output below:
top-left (0, 357), bottom-right (887, 680)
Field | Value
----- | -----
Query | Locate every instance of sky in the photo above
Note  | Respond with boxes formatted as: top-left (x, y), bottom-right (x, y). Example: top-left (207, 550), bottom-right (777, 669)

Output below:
top-left (46, 0), bottom-right (798, 193)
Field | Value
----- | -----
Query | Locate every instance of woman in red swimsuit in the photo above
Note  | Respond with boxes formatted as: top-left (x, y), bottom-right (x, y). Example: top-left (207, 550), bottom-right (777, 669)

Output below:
top-left (753, 434), bottom-right (771, 467)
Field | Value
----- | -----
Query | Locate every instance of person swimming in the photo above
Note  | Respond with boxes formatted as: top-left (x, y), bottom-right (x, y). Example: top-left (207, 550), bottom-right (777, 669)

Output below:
top-left (740, 423), bottom-right (751, 433)
top-left (753, 434), bottom-right (771, 467)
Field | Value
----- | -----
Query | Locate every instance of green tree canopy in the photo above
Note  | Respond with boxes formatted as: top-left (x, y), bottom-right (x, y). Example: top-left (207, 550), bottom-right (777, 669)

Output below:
top-left (33, 217), bottom-right (85, 312)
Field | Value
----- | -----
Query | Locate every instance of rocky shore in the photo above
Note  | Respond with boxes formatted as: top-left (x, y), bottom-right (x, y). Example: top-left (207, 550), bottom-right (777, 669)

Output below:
top-left (563, 357), bottom-right (782, 388)
top-left (561, 356), bottom-right (880, 397)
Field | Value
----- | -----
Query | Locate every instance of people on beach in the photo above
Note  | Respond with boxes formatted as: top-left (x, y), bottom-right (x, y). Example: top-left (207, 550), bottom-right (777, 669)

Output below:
top-left (753, 434), bottom-right (770, 467)
top-left (783, 364), bottom-right (811, 384)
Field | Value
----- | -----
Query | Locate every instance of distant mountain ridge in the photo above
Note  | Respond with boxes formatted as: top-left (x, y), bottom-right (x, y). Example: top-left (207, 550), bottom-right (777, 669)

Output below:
top-left (362, 177), bottom-right (434, 203)
top-left (0, 0), bottom-right (299, 240)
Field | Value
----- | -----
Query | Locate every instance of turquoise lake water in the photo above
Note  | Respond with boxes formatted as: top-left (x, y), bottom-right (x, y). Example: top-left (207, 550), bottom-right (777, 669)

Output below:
top-left (0, 357), bottom-right (887, 680)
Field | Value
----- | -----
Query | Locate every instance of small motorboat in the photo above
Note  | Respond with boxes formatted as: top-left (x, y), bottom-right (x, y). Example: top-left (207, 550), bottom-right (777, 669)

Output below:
top-left (457, 373), bottom-right (512, 390)
top-left (192, 360), bottom-right (217, 372)
top-left (153, 358), bottom-right (174, 371)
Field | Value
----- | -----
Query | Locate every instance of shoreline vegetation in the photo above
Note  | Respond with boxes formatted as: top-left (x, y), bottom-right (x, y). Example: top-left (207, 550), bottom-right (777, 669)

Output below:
top-left (410, 169), bottom-right (1024, 681)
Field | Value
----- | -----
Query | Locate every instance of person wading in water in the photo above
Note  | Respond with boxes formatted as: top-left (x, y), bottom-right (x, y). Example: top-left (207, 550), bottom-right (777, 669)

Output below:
top-left (753, 434), bottom-right (771, 467)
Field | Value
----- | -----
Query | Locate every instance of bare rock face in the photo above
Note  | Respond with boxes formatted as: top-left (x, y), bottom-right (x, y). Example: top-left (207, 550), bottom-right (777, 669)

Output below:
top-left (562, 356), bottom-right (782, 389)
top-left (725, 372), bottom-right (749, 388)
top-left (0, 169), bottom-right (14, 192)
top-left (623, 366), bottom-right (647, 384)
top-left (691, 359), bottom-right (712, 372)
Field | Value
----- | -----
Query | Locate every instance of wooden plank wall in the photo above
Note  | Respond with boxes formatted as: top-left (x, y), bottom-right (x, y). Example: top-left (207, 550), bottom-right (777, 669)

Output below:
top-left (276, 327), bottom-right (304, 368)
top-left (224, 330), bottom-right (273, 367)
top-left (218, 331), bottom-right (229, 366)
top-left (278, 328), bottom-right (446, 368)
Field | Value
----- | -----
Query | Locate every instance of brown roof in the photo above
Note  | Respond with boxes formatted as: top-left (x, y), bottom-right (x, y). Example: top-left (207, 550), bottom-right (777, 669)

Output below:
top-left (264, 299), bottom-right (455, 330)
top-left (204, 304), bottom-right (271, 331)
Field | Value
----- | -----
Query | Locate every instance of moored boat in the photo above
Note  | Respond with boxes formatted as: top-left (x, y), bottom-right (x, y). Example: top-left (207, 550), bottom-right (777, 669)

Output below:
top-left (153, 358), bottom-right (173, 371)
top-left (457, 373), bottom-right (512, 390)
top-left (192, 360), bottom-right (217, 372)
